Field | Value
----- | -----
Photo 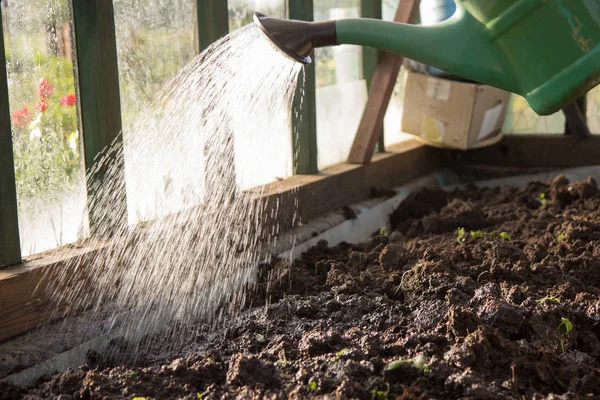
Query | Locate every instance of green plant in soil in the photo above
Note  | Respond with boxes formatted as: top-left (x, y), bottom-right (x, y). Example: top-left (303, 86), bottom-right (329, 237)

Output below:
top-left (470, 230), bottom-right (484, 238)
top-left (386, 354), bottom-right (430, 373)
top-left (371, 383), bottom-right (390, 400)
top-left (538, 192), bottom-right (548, 207)
top-left (500, 232), bottom-right (510, 240)
top-left (309, 379), bottom-right (318, 391)
top-left (456, 227), bottom-right (466, 243)
top-left (557, 233), bottom-right (566, 242)
top-left (535, 295), bottom-right (561, 305)
top-left (379, 226), bottom-right (388, 236)
top-left (558, 317), bottom-right (574, 352)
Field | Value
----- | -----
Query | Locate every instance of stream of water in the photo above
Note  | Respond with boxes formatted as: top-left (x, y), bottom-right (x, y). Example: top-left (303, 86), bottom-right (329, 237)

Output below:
top-left (45, 24), bottom-right (303, 350)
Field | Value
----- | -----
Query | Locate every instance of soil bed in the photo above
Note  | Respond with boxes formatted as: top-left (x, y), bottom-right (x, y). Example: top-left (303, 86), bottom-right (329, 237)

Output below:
top-left (5, 175), bottom-right (600, 399)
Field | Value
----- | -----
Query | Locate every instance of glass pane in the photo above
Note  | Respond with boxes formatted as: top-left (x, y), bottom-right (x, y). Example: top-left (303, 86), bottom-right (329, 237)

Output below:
top-left (315, 0), bottom-right (365, 170)
top-left (382, 0), bottom-right (412, 147)
top-left (502, 94), bottom-right (565, 134)
top-left (114, 0), bottom-right (197, 126)
top-left (113, 0), bottom-right (198, 223)
top-left (228, 0), bottom-right (293, 189)
top-left (3, 0), bottom-right (87, 257)
top-left (229, 0), bottom-right (287, 32)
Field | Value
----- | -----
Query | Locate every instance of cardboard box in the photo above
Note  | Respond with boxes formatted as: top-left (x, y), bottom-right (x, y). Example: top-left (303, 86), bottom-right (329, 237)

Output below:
top-left (401, 69), bottom-right (511, 150)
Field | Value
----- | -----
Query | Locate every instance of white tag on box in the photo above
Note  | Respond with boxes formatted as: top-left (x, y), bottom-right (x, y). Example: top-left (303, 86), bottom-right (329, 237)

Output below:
top-left (426, 78), bottom-right (451, 101)
top-left (477, 102), bottom-right (504, 141)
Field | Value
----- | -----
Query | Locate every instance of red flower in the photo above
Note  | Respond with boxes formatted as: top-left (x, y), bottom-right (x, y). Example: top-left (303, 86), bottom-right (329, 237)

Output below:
top-left (11, 106), bottom-right (32, 127)
top-left (59, 93), bottom-right (76, 107)
top-left (35, 99), bottom-right (48, 113)
top-left (37, 78), bottom-right (54, 99)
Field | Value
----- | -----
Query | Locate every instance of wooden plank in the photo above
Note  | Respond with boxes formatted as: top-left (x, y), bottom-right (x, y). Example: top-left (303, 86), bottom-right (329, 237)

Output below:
top-left (361, 0), bottom-right (384, 152)
top-left (290, 0), bottom-right (318, 174)
top-left (257, 139), bottom-right (448, 231)
top-left (455, 135), bottom-right (600, 168)
top-left (348, 0), bottom-right (419, 164)
top-left (71, 0), bottom-right (126, 235)
top-left (0, 138), bottom-right (447, 341)
top-left (196, 0), bottom-right (229, 52)
top-left (0, 7), bottom-right (22, 267)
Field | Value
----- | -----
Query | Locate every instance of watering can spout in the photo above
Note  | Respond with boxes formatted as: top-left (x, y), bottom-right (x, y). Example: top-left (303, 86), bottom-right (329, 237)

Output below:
top-left (256, 1), bottom-right (600, 116)
top-left (254, 13), bottom-right (337, 64)
top-left (254, 9), bottom-right (517, 94)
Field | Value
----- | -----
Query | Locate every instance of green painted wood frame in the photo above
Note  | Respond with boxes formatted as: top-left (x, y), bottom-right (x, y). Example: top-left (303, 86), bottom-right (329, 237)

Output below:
top-left (196, 0), bottom-right (229, 52)
top-left (0, 4), bottom-right (21, 267)
top-left (361, 0), bottom-right (384, 152)
top-left (290, 0), bottom-right (318, 174)
top-left (71, 0), bottom-right (125, 235)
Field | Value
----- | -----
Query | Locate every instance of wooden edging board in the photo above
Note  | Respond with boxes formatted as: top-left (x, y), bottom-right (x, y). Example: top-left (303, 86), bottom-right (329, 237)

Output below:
top-left (452, 134), bottom-right (600, 168)
top-left (0, 139), bottom-right (448, 343)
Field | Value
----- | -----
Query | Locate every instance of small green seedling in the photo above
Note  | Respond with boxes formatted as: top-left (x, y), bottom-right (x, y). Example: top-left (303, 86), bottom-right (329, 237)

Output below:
top-left (558, 317), bottom-right (574, 352)
top-left (255, 333), bottom-right (266, 343)
top-left (197, 393), bottom-right (202, 399)
top-left (456, 227), bottom-right (466, 243)
top-left (334, 348), bottom-right (349, 360)
top-left (275, 359), bottom-right (285, 368)
top-left (379, 227), bottom-right (388, 236)
top-left (488, 232), bottom-right (496, 239)
top-left (557, 233), bottom-right (566, 242)
top-left (133, 398), bottom-right (147, 400)
top-left (535, 295), bottom-right (561, 305)
top-left (500, 232), bottom-right (510, 240)
top-left (386, 354), bottom-right (429, 373)
top-left (371, 383), bottom-right (390, 400)
top-left (309, 379), bottom-right (318, 390)
top-left (538, 193), bottom-right (548, 207)
top-left (470, 230), bottom-right (484, 238)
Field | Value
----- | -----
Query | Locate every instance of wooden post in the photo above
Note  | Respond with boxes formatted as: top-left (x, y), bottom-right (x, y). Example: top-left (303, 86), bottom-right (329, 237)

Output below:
top-left (290, 0), bottom-right (318, 174)
top-left (196, 0), bottom-right (229, 52)
top-left (0, 6), bottom-right (22, 266)
top-left (347, 0), bottom-right (419, 164)
top-left (71, 0), bottom-right (125, 235)
top-left (361, 0), bottom-right (384, 152)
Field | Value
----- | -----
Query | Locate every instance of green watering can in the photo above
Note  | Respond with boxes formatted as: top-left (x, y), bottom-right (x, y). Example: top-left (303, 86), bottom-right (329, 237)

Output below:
top-left (255, 0), bottom-right (600, 116)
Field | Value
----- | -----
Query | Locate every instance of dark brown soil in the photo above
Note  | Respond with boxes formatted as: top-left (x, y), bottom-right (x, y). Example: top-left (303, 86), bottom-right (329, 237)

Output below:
top-left (7, 175), bottom-right (600, 399)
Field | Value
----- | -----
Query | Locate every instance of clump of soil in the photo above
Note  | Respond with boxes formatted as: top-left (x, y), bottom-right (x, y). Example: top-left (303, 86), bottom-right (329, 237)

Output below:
top-left (9, 175), bottom-right (600, 399)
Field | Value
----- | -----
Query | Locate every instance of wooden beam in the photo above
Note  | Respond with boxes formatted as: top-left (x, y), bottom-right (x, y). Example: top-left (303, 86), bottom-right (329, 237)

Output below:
top-left (455, 135), bottom-right (600, 168)
top-left (0, 138), bottom-right (447, 341)
top-left (196, 0), bottom-right (229, 52)
top-left (0, 7), bottom-right (21, 267)
top-left (71, 0), bottom-right (126, 235)
top-left (361, 0), bottom-right (384, 152)
top-left (0, 243), bottom-right (104, 342)
top-left (290, 0), bottom-right (318, 174)
top-left (348, 0), bottom-right (419, 164)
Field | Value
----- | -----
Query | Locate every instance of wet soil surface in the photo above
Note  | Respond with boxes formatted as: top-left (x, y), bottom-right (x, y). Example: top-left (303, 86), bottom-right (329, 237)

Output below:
top-left (6, 175), bottom-right (600, 399)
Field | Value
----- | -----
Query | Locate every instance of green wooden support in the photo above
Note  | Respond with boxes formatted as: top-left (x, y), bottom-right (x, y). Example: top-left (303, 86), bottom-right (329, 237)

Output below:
top-left (196, 0), bottom-right (229, 52)
top-left (0, 7), bottom-right (21, 266)
top-left (71, 0), bottom-right (125, 235)
top-left (361, 0), bottom-right (384, 152)
top-left (290, 0), bottom-right (318, 174)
